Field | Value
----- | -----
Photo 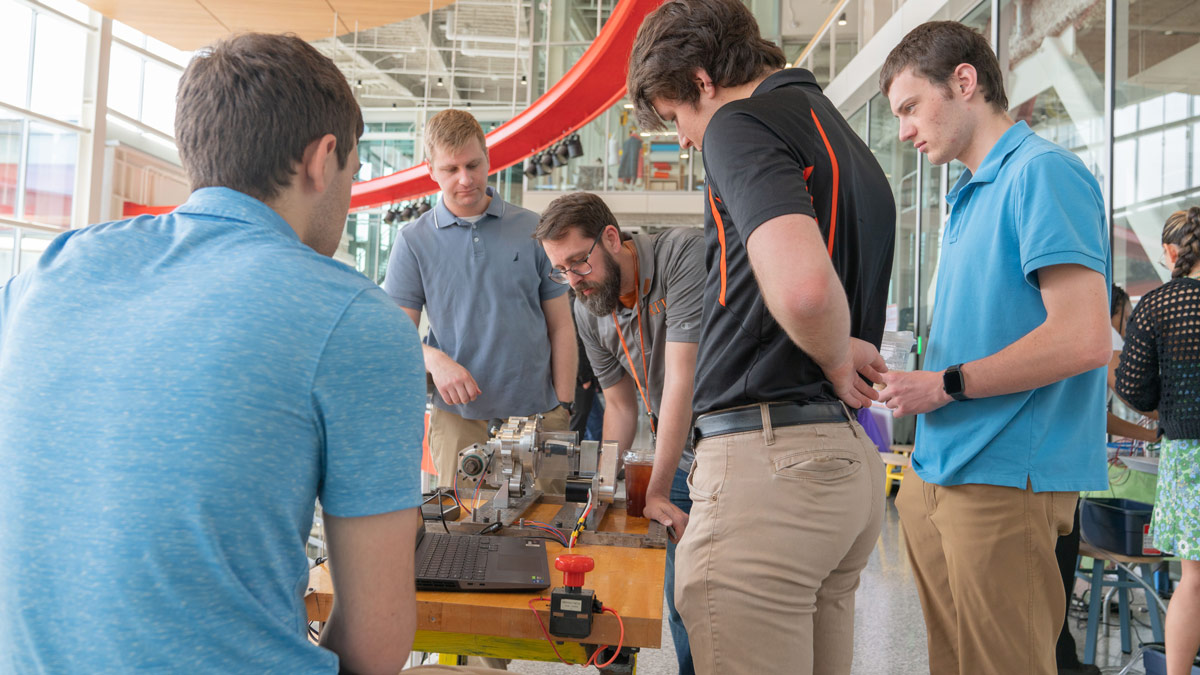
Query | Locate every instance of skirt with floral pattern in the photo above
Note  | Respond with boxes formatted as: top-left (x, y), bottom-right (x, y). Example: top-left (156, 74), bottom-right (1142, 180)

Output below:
top-left (1150, 437), bottom-right (1200, 560)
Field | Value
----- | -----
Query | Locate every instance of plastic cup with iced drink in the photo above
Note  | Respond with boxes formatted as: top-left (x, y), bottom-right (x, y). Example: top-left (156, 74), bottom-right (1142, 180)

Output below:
top-left (623, 450), bottom-right (654, 518)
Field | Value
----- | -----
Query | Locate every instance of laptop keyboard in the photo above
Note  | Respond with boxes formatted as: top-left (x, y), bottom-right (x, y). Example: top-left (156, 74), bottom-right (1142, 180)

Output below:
top-left (418, 533), bottom-right (496, 581)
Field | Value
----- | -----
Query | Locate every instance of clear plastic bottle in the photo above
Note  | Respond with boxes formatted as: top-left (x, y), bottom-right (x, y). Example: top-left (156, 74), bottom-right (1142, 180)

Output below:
top-left (879, 330), bottom-right (916, 372)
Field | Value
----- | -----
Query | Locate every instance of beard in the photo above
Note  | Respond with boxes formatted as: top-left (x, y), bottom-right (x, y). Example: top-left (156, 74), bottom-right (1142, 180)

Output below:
top-left (576, 249), bottom-right (623, 316)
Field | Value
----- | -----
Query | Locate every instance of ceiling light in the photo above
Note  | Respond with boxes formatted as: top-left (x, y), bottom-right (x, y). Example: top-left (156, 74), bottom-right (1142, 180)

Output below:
top-left (355, 79), bottom-right (363, 88)
top-left (838, 12), bottom-right (847, 26)
top-left (680, 153), bottom-right (689, 159)
top-left (437, 77), bottom-right (444, 87)
top-left (623, 103), bottom-right (634, 109)
top-left (520, 75), bottom-right (527, 85)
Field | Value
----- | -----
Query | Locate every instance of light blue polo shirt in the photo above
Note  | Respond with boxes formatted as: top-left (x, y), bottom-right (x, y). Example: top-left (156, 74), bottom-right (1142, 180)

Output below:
top-left (383, 187), bottom-right (567, 420)
top-left (0, 188), bottom-right (426, 672)
top-left (914, 122), bottom-right (1111, 492)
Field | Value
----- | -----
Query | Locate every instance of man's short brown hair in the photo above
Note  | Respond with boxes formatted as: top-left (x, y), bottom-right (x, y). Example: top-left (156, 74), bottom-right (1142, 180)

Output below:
top-left (534, 192), bottom-right (617, 242)
top-left (424, 109), bottom-right (488, 168)
top-left (175, 33), bottom-right (363, 203)
top-left (880, 21), bottom-right (1008, 112)
top-left (627, 0), bottom-right (785, 131)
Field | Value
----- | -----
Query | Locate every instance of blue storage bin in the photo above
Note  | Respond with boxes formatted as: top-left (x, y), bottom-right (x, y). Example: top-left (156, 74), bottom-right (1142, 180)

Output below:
top-left (1079, 497), bottom-right (1158, 556)
top-left (1143, 643), bottom-right (1200, 675)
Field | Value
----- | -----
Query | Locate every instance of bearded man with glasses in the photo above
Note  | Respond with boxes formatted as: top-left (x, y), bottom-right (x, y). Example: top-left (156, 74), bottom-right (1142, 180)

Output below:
top-left (535, 191), bottom-right (705, 675)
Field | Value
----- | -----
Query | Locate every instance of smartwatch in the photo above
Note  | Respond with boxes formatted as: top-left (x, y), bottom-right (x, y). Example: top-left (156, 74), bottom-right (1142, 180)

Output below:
top-left (943, 364), bottom-right (970, 402)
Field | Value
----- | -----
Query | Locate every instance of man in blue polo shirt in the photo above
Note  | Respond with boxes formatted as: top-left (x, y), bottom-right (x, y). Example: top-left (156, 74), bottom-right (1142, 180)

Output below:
top-left (0, 34), bottom-right (439, 673)
top-left (383, 109), bottom-right (576, 492)
top-left (878, 22), bottom-right (1113, 675)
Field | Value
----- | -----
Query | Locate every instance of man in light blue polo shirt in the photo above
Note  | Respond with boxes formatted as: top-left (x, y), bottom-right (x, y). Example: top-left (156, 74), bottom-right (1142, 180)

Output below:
top-left (878, 22), bottom-right (1113, 675)
top-left (0, 34), bottom-right (440, 674)
top-left (383, 109), bottom-right (576, 491)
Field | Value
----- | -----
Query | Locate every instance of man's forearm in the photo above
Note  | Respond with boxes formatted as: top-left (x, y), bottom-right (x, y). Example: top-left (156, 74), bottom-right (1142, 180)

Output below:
top-left (603, 404), bottom-right (637, 451)
top-left (959, 319), bottom-right (1110, 399)
top-left (548, 326), bottom-right (577, 404)
top-left (646, 402), bottom-right (689, 501)
top-left (768, 274), bottom-right (853, 377)
top-left (646, 343), bottom-right (697, 501)
top-left (421, 343), bottom-right (448, 373)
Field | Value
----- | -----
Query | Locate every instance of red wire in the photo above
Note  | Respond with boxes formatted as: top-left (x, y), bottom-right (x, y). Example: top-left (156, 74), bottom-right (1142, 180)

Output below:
top-left (454, 480), bottom-right (471, 515)
top-left (586, 607), bottom-right (626, 669)
top-left (527, 597), bottom-right (574, 665)
top-left (526, 598), bottom-right (626, 670)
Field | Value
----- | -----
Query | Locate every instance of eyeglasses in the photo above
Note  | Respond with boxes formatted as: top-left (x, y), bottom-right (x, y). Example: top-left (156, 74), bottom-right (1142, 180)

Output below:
top-left (1159, 253), bottom-right (1170, 271)
top-left (549, 231), bottom-right (605, 284)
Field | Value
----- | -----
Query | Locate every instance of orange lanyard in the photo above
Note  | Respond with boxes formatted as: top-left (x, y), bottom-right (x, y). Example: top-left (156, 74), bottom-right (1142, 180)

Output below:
top-left (611, 300), bottom-right (656, 434)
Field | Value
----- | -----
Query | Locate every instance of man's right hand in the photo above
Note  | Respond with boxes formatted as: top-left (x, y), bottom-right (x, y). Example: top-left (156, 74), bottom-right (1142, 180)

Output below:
top-left (644, 495), bottom-right (688, 543)
top-left (428, 352), bottom-right (482, 405)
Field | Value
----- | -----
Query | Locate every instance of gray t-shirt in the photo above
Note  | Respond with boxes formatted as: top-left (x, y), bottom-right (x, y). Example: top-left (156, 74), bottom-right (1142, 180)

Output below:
top-left (575, 228), bottom-right (705, 471)
top-left (383, 188), bottom-right (568, 419)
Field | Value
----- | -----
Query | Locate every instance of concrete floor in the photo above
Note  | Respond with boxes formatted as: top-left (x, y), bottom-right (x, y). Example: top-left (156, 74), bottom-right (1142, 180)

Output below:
top-left (423, 497), bottom-right (1166, 674)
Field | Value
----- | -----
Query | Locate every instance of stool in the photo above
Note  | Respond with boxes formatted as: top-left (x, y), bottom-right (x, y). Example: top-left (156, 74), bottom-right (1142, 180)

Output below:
top-left (880, 446), bottom-right (911, 496)
top-left (1076, 540), bottom-right (1168, 665)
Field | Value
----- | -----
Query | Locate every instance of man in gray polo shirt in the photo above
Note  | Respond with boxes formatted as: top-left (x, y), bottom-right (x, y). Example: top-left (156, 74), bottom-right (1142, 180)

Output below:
top-left (383, 109), bottom-right (577, 491)
top-left (535, 192), bottom-right (704, 675)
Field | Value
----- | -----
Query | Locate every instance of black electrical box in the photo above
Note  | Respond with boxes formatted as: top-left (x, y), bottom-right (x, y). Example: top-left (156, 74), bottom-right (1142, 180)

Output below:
top-left (549, 586), bottom-right (598, 638)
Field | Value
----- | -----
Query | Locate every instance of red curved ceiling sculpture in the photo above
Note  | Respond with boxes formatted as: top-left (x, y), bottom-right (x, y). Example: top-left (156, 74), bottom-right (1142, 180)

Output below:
top-left (123, 0), bottom-right (662, 218)
top-left (348, 0), bottom-right (663, 211)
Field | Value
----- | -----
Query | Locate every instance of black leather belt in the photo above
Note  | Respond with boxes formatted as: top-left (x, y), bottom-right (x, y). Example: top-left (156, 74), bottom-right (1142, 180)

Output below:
top-left (692, 401), bottom-right (848, 443)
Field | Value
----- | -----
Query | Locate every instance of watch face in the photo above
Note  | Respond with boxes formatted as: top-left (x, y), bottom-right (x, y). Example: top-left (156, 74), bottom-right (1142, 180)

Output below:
top-left (943, 367), bottom-right (965, 396)
top-left (943, 366), bottom-right (969, 400)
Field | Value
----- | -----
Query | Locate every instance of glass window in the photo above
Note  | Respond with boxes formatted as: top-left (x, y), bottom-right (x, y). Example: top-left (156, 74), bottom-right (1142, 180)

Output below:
top-left (960, 0), bottom-right (992, 34)
top-left (869, 92), bottom-right (918, 338)
top-left (107, 45), bottom-right (143, 118)
top-left (142, 62), bottom-right (180, 134)
top-left (0, 226), bottom-right (13, 281)
top-left (146, 36), bottom-right (192, 68)
top-left (18, 228), bottom-right (54, 273)
top-left (24, 122), bottom-right (76, 228)
top-left (847, 104), bottom-right (867, 143)
top-left (0, 115), bottom-right (22, 219)
top-left (30, 13), bottom-right (86, 123)
top-left (1112, 0), bottom-right (1200, 299)
top-left (112, 20), bottom-right (142, 45)
top-left (1000, 0), bottom-right (1105, 188)
top-left (0, 3), bottom-right (31, 107)
top-left (38, 0), bottom-right (89, 23)
top-left (917, 157), bottom-right (945, 360)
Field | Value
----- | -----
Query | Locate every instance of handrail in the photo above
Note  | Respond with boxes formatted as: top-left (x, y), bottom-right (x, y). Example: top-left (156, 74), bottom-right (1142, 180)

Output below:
top-left (0, 215), bottom-right (69, 234)
top-left (791, 0), bottom-right (852, 67)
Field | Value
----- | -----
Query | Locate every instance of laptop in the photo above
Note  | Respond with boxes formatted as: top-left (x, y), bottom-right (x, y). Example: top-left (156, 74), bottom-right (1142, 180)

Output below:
top-left (414, 514), bottom-right (552, 592)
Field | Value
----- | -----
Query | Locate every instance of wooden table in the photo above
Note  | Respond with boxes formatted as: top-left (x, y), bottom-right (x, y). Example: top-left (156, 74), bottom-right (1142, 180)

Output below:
top-left (306, 501), bottom-right (665, 666)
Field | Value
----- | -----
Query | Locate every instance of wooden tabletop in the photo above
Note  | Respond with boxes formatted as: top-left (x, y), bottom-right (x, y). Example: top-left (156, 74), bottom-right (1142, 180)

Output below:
top-left (307, 501), bottom-right (666, 649)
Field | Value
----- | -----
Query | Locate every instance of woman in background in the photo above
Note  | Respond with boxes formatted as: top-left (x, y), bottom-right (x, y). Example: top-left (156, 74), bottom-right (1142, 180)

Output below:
top-left (1117, 206), bottom-right (1200, 674)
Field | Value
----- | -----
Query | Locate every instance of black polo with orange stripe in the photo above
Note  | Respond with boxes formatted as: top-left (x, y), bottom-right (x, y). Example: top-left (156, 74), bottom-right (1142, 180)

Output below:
top-left (692, 68), bottom-right (895, 415)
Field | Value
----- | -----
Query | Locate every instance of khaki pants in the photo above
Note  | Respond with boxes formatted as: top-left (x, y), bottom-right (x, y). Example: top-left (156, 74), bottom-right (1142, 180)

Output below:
top-left (675, 408), bottom-right (885, 675)
top-left (895, 469), bottom-right (1077, 675)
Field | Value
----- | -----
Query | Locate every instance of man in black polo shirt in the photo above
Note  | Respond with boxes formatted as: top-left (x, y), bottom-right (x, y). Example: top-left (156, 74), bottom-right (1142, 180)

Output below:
top-left (628, 0), bottom-right (896, 672)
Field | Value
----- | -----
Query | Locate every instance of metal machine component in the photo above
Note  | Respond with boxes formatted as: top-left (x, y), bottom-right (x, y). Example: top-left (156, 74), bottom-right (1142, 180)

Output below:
top-left (454, 414), bottom-right (664, 548)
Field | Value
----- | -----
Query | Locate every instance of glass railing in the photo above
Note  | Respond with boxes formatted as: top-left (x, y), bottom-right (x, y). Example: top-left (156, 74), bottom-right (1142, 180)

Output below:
top-left (522, 99), bottom-right (705, 193)
top-left (1, 221), bottom-right (67, 283)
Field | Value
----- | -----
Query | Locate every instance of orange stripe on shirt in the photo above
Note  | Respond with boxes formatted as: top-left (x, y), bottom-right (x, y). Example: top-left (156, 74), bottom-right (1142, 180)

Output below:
top-left (708, 186), bottom-right (728, 306)
top-left (810, 109), bottom-right (840, 258)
